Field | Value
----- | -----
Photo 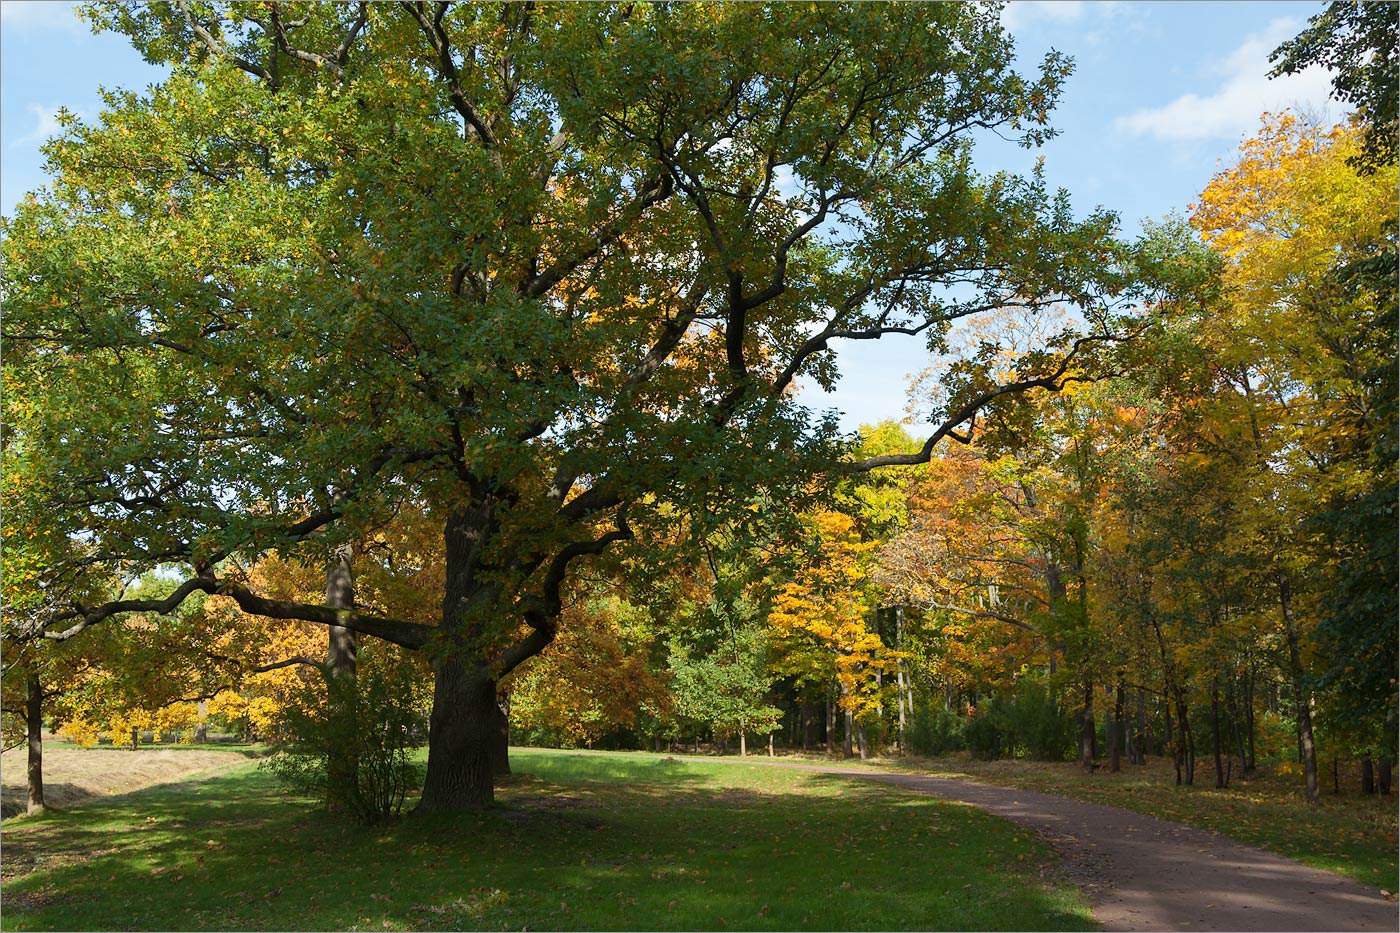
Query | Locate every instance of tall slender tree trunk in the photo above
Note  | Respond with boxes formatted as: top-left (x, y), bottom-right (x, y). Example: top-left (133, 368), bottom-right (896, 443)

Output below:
top-left (856, 722), bottom-right (868, 760)
top-left (1165, 700), bottom-right (1177, 781)
top-left (1245, 660), bottom-right (1256, 772)
top-left (1277, 571), bottom-right (1319, 803)
top-left (1135, 688), bottom-right (1147, 765)
top-left (194, 699), bottom-right (209, 744)
top-left (1078, 680), bottom-right (1095, 769)
top-left (1110, 681), bottom-right (1123, 773)
top-left (491, 695), bottom-right (511, 777)
top-left (843, 699), bottom-right (854, 759)
top-left (1379, 759), bottom-right (1392, 795)
top-left (1362, 757), bottom-right (1376, 795)
top-left (896, 606), bottom-right (908, 752)
top-left (325, 542), bottom-right (358, 809)
top-left (26, 673), bottom-right (45, 814)
top-left (1211, 682), bottom-right (1226, 788)
top-left (322, 540), bottom-right (355, 795)
top-left (826, 683), bottom-right (836, 755)
top-left (1178, 693), bottom-right (1195, 785)
top-left (326, 542), bottom-right (357, 680)
top-left (1227, 677), bottom-right (1247, 774)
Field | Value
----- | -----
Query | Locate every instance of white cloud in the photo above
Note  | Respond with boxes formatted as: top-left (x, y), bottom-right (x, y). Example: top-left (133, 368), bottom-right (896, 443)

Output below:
top-left (1001, 1), bottom-right (1088, 31)
top-left (1114, 17), bottom-right (1336, 142)
top-left (9, 104), bottom-right (70, 150)
top-left (0, 1), bottom-right (86, 36)
top-left (1003, 2), bottom-right (1148, 48)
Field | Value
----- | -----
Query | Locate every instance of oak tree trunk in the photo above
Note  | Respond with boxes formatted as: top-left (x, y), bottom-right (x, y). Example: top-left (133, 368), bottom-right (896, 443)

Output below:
top-left (417, 509), bottom-right (505, 811)
top-left (326, 542), bottom-right (358, 680)
top-left (1362, 756), bottom-right (1376, 795)
top-left (418, 659), bottom-right (497, 810)
top-left (26, 673), bottom-right (45, 814)
top-left (1380, 759), bottom-right (1392, 795)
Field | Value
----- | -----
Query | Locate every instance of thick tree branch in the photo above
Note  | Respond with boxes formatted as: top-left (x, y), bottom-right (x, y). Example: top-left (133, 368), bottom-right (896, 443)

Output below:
top-left (498, 507), bottom-right (634, 678)
top-left (41, 576), bottom-right (432, 651)
top-left (523, 175), bottom-right (674, 298)
top-left (219, 584), bottom-right (433, 650)
top-left (842, 329), bottom-right (1139, 473)
top-left (400, 1), bottom-right (501, 155)
top-left (175, 0), bottom-right (272, 81)
top-left (925, 601), bottom-right (1045, 637)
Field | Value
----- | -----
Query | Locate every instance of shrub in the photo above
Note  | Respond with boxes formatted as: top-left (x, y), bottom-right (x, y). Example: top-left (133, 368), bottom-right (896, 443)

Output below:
top-left (1002, 684), bottom-right (1075, 761)
top-left (263, 658), bottom-right (426, 825)
top-left (907, 703), bottom-right (966, 756)
top-left (964, 703), bottom-right (1005, 761)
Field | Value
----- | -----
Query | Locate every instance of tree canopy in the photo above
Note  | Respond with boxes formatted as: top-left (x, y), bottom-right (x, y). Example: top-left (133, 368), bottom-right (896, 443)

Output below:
top-left (4, 1), bottom-right (1179, 809)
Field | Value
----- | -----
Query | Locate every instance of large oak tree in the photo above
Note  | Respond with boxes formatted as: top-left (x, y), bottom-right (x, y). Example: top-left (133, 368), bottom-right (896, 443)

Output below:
top-left (3, 1), bottom-right (1155, 809)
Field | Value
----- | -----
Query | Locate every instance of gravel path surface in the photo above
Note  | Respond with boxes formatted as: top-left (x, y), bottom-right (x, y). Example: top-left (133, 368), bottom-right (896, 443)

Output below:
top-left (790, 763), bottom-right (1398, 932)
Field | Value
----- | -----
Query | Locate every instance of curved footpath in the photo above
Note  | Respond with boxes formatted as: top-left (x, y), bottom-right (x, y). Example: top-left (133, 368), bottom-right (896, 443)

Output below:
top-left (779, 762), bottom-right (1398, 932)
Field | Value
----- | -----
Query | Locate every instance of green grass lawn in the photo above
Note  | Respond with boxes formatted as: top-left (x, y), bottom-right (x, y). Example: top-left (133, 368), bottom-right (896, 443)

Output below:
top-left (0, 748), bottom-right (1095, 932)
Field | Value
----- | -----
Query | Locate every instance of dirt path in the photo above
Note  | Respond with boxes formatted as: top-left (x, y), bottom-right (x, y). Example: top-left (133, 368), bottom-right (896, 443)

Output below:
top-left (786, 762), bottom-right (1398, 932)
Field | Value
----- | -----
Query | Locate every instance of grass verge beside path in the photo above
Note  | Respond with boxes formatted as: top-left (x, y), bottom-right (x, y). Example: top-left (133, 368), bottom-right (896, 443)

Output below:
top-left (743, 751), bottom-right (1397, 894)
top-left (0, 748), bottom-right (1095, 932)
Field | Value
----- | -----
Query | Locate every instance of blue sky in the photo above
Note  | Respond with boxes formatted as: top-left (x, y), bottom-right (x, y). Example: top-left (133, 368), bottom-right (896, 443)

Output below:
top-left (1, 0), bottom-right (1338, 431)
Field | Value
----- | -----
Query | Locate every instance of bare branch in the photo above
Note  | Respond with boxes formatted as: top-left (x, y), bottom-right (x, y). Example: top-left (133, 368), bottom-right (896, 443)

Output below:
top-left (925, 600), bottom-right (1045, 637)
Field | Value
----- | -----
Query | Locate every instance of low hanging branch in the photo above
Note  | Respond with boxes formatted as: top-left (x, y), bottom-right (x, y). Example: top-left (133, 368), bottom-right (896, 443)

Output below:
top-left (40, 575), bottom-right (432, 651)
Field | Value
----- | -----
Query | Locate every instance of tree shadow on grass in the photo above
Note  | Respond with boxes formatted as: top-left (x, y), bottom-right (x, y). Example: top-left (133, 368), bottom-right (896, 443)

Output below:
top-left (3, 752), bottom-right (1095, 932)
